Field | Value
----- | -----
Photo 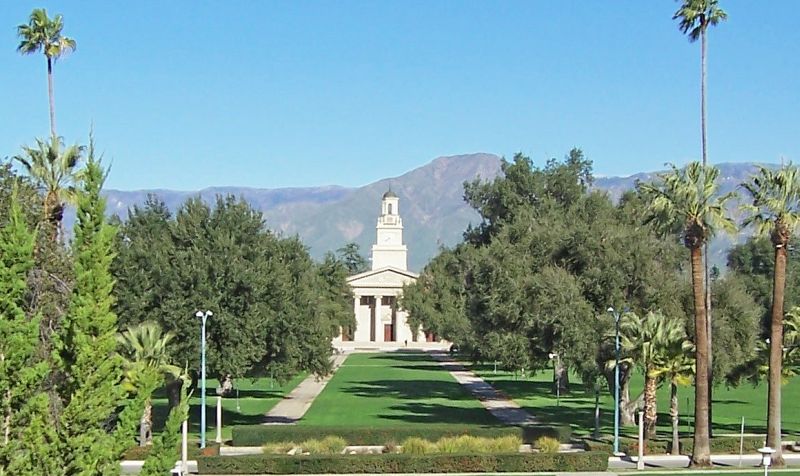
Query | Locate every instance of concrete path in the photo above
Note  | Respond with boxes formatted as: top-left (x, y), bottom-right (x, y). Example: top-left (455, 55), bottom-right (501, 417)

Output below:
top-left (429, 351), bottom-right (537, 426)
top-left (609, 452), bottom-right (800, 470)
top-left (263, 353), bottom-right (348, 424)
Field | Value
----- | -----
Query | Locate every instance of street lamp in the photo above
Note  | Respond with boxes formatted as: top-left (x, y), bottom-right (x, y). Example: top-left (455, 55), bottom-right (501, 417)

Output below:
top-left (758, 446), bottom-right (775, 476)
top-left (548, 352), bottom-right (561, 407)
top-left (196, 310), bottom-right (213, 449)
top-left (607, 306), bottom-right (623, 456)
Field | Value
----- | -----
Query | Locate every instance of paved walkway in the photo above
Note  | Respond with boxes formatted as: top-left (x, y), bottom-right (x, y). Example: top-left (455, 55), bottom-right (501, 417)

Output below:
top-left (263, 353), bottom-right (348, 424)
top-left (429, 351), bottom-right (537, 426)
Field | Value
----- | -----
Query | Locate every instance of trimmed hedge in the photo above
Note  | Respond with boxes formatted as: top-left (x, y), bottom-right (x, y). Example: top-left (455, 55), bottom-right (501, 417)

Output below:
top-left (197, 451), bottom-right (609, 474)
top-left (232, 424), bottom-right (571, 447)
top-left (584, 436), bottom-right (764, 455)
top-left (123, 443), bottom-right (219, 460)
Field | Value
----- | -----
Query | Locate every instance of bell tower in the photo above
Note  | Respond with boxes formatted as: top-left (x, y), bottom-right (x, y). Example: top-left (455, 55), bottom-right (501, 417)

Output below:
top-left (372, 190), bottom-right (407, 270)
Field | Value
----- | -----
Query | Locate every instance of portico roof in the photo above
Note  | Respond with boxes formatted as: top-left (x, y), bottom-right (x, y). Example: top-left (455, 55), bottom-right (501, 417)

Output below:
top-left (347, 266), bottom-right (419, 290)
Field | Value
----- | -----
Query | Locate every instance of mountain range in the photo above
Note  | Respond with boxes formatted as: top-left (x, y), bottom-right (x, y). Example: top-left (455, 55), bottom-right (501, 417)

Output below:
top-left (98, 154), bottom-right (767, 271)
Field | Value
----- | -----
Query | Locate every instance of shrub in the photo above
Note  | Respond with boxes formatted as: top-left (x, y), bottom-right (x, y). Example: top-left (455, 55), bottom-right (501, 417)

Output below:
top-left (301, 436), bottom-right (347, 455)
top-left (582, 438), bottom-right (612, 453)
top-left (262, 442), bottom-right (297, 455)
top-left (484, 435), bottom-right (522, 454)
top-left (535, 436), bottom-right (560, 454)
top-left (436, 435), bottom-right (478, 454)
top-left (196, 451), bottom-right (610, 474)
top-left (401, 437), bottom-right (437, 455)
top-left (231, 424), bottom-right (565, 446)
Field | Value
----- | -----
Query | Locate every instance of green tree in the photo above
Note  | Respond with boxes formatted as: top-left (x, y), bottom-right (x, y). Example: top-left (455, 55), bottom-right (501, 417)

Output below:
top-left (0, 189), bottom-right (53, 474)
top-left (614, 311), bottom-right (687, 439)
top-left (318, 252), bottom-right (357, 342)
top-left (740, 164), bottom-right (800, 463)
top-left (139, 374), bottom-right (191, 476)
top-left (650, 326), bottom-right (695, 454)
top-left (113, 195), bottom-right (347, 392)
top-left (117, 322), bottom-right (180, 446)
top-left (16, 8), bottom-right (76, 137)
top-left (642, 162), bottom-right (736, 467)
top-left (336, 242), bottom-right (368, 274)
top-left (14, 136), bottom-right (84, 240)
top-left (54, 153), bottom-right (129, 474)
top-left (0, 161), bottom-right (40, 230)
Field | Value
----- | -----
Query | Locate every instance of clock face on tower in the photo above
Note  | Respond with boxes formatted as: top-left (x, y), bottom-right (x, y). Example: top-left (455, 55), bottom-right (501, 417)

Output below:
top-left (383, 235), bottom-right (392, 243)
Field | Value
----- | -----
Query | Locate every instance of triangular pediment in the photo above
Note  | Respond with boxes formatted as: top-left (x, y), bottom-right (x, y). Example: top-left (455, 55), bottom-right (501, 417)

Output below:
top-left (347, 266), bottom-right (418, 288)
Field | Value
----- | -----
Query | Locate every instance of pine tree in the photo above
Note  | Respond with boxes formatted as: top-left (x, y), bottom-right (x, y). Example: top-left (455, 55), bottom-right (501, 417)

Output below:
top-left (54, 151), bottom-right (128, 475)
top-left (0, 189), bottom-right (54, 474)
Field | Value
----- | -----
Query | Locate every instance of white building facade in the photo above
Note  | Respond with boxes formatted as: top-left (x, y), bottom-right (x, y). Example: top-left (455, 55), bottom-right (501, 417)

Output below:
top-left (334, 191), bottom-right (445, 350)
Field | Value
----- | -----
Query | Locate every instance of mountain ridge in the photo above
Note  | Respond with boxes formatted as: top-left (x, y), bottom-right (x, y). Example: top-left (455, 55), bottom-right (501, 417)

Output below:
top-left (98, 155), bottom-right (771, 271)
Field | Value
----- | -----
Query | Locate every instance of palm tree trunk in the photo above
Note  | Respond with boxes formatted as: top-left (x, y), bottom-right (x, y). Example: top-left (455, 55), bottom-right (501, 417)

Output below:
top-left (690, 245), bottom-right (711, 467)
top-left (644, 372), bottom-right (658, 439)
top-left (701, 24), bottom-right (708, 167)
top-left (139, 399), bottom-right (153, 446)
top-left (767, 243), bottom-right (787, 465)
top-left (47, 56), bottom-right (56, 138)
top-left (620, 368), bottom-right (636, 426)
top-left (671, 381), bottom-right (680, 456)
top-left (700, 24), bottom-right (716, 439)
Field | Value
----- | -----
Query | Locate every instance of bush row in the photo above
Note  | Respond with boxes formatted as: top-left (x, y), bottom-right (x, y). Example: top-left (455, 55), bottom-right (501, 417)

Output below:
top-left (584, 436), bottom-right (764, 455)
top-left (232, 424), bottom-right (571, 447)
top-left (197, 451), bottom-right (609, 474)
top-left (123, 443), bottom-right (219, 460)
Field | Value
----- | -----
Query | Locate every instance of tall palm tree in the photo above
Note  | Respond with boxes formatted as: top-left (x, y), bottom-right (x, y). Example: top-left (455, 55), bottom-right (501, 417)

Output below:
top-left (651, 335), bottom-right (695, 456)
top-left (741, 164), bottom-right (800, 464)
top-left (673, 0), bottom-right (728, 435)
top-left (117, 322), bottom-right (180, 446)
top-left (642, 161), bottom-right (736, 467)
top-left (14, 136), bottom-right (84, 241)
top-left (17, 8), bottom-right (76, 138)
top-left (673, 0), bottom-right (727, 168)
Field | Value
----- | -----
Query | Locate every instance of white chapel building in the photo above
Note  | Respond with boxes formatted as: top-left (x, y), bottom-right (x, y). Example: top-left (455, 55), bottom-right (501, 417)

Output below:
top-left (334, 191), bottom-right (445, 350)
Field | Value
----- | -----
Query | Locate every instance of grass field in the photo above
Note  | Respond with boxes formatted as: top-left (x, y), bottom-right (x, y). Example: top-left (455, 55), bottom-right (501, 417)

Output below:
top-left (474, 365), bottom-right (800, 439)
top-left (150, 373), bottom-right (306, 440)
top-left (300, 352), bottom-right (499, 426)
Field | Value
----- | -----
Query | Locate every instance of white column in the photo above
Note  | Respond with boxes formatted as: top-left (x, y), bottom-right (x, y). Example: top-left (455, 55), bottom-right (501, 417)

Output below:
top-left (374, 295), bottom-right (383, 342)
top-left (215, 396), bottom-right (222, 443)
top-left (353, 295), bottom-right (359, 334)
top-left (181, 419), bottom-right (188, 474)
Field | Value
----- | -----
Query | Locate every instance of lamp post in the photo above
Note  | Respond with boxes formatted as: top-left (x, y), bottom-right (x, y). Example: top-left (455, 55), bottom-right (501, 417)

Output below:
top-left (196, 310), bottom-right (213, 449)
top-left (758, 446), bottom-right (775, 476)
top-left (548, 352), bottom-right (561, 407)
top-left (607, 306), bottom-right (623, 456)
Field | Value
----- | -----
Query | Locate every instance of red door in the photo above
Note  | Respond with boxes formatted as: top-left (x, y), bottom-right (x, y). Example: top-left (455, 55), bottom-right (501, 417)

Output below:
top-left (384, 324), bottom-right (394, 342)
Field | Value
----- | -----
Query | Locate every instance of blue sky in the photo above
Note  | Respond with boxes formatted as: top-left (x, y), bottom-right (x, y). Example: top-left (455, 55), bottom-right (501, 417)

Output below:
top-left (2, 1), bottom-right (798, 190)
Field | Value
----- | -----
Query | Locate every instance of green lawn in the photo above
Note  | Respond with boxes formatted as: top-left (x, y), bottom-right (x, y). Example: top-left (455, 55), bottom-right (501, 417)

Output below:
top-left (300, 352), bottom-right (499, 426)
top-left (151, 373), bottom-right (307, 440)
top-left (474, 365), bottom-right (800, 439)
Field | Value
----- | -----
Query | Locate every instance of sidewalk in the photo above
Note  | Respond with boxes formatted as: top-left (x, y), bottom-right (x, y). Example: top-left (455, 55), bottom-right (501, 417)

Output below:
top-left (263, 353), bottom-right (348, 424)
top-left (610, 452), bottom-right (800, 470)
top-left (429, 351), bottom-right (537, 426)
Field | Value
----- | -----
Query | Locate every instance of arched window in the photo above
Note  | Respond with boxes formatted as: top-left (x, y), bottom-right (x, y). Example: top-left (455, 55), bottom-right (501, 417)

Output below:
top-left (388, 203), bottom-right (393, 215)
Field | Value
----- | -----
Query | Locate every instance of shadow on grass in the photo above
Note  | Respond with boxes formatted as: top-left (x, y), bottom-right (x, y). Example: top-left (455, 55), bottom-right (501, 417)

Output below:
top-left (151, 402), bottom-right (268, 433)
top-left (344, 379), bottom-right (480, 401)
top-left (378, 402), bottom-right (500, 426)
top-left (489, 378), bottom-right (585, 399)
top-left (364, 352), bottom-right (433, 363)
